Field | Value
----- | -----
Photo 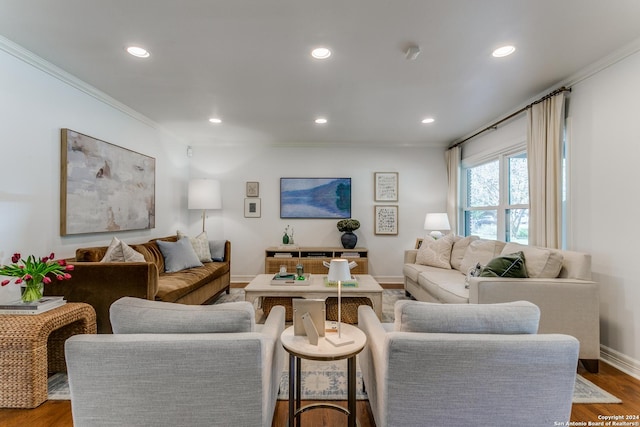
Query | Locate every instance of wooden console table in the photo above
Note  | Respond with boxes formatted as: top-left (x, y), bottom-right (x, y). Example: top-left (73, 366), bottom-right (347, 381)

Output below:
top-left (265, 246), bottom-right (368, 275)
top-left (0, 302), bottom-right (97, 408)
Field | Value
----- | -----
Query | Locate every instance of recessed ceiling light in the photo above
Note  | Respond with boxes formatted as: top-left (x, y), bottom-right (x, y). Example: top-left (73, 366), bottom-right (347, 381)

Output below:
top-left (126, 46), bottom-right (150, 58)
top-left (315, 117), bottom-right (328, 124)
top-left (492, 45), bottom-right (516, 58)
top-left (208, 118), bottom-right (222, 124)
top-left (421, 117), bottom-right (435, 124)
top-left (311, 47), bottom-right (331, 59)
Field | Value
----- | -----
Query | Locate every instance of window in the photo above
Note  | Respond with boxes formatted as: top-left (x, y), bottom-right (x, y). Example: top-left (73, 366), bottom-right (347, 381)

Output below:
top-left (462, 150), bottom-right (529, 243)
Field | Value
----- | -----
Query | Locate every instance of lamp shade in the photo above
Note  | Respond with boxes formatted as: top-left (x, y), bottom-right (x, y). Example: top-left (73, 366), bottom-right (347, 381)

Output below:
top-left (424, 213), bottom-right (451, 231)
top-left (327, 259), bottom-right (351, 282)
top-left (188, 179), bottom-right (222, 210)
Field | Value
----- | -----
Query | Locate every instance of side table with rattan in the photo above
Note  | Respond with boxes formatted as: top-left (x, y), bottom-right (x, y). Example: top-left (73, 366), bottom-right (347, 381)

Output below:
top-left (0, 302), bottom-right (97, 408)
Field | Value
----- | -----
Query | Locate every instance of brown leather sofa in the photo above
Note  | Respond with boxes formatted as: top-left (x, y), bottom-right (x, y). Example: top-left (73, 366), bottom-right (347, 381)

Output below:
top-left (45, 236), bottom-right (231, 333)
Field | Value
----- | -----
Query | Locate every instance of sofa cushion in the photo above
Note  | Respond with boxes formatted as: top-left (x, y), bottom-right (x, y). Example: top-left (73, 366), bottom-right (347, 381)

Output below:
top-left (155, 261), bottom-right (230, 302)
top-left (459, 239), bottom-right (506, 275)
top-left (450, 235), bottom-right (479, 271)
top-left (394, 300), bottom-right (540, 334)
top-left (417, 268), bottom-right (469, 304)
top-left (177, 230), bottom-right (212, 263)
top-left (415, 234), bottom-right (454, 269)
top-left (156, 238), bottom-right (204, 273)
top-left (110, 297), bottom-right (255, 333)
top-left (480, 251), bottom-right (528, 278)
top-left (101, 237), bottom-right (145, 262)
top-left (501, 242), bottom-right (563, 278)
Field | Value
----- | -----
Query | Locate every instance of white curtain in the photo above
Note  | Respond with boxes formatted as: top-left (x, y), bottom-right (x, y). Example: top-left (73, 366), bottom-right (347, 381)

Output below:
top-left (527, 92), bottom-right (565, 248)
top-left (445, 145), bottom-right (461, 235)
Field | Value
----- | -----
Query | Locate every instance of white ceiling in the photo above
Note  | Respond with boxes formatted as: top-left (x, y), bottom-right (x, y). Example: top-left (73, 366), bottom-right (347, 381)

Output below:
top-left (2, 0), bottom-right (640, 148)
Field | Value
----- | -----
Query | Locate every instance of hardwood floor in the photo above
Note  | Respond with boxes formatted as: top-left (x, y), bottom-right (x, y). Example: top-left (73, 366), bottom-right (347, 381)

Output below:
top-left (0, 361), bottom-right (637, 427)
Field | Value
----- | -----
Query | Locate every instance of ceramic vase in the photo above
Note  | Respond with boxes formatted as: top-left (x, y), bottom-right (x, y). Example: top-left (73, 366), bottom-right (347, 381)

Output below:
top-left (341, 232), bottom-right (357, 249)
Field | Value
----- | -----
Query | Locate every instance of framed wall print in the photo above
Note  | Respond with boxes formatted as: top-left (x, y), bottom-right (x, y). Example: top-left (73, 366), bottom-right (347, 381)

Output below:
top-left (374, 205), bottom-right (398, 235)
top-left (374, 172), bottom-right (398, 202)
top-left (60, 128), bottom-right (156, 235)
top-left (246, 181), bottom-right (259, 197)
top-left (244, 198), bottom-right (261, 218)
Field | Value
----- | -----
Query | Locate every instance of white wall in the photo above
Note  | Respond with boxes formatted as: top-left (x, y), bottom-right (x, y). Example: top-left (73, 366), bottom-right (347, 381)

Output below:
top-left (0, 48), bottom-right (189, 302)
top-left (568, 49), bottom-right (640, 371)
top-left (187, 145), bottom-right (447, 282)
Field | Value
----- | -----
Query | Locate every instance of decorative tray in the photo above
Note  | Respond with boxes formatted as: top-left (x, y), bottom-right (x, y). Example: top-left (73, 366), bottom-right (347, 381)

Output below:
top-left (270, 273), bottom-right (312, 286)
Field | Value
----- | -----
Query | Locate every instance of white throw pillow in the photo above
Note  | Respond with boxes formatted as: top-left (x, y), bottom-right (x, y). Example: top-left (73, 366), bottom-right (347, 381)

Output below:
top-left (177, 230), bottom-right (212, 262)
top-left (415, 234), bottom-right (454, 269)
top-left (450, 235), bottom-right (479, 271)
top-left (459, 239), bottom-right (506, 275)
top-left (501, 242), bottom-right (564, 278)
top-left (101, 237), bottom-right (145, 262)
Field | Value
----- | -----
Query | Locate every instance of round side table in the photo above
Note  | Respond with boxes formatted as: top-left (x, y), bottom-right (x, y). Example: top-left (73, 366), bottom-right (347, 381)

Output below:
top-left (281, 322), bottom-right (366, 427)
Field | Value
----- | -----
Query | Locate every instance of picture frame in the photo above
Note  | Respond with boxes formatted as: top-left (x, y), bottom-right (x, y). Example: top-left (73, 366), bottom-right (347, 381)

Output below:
top-left (415, 238), bottom-right (424, 249)
top-left (244, 198), bottom-right (261, 218)
top-left (374, 172), bottom-right (398, 202)
top-left (280, 177), bottom-right (351, 219)
top-left (60, 129), bottom-right (156, 235)
top-left (246, 181), bottom-right (259, 197)
top-left (374, 205), bottom-right (398, 235)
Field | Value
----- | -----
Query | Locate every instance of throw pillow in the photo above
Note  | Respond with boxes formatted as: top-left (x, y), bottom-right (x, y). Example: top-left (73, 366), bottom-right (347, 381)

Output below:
top-left (501, 242), bottom-right (564, 278)
top-left (110, 297), bottom-right (256, 333)
top-left (450, 235), bottom-right (479, 270)
top-left (415, 234), bottom-right (454, 269)
top-left (101, 237), bottom-right (145, 262)
top-left (156, 238), bottom-right (203, 273)
top-left (394, 300), bottom-right (540, 334)
top-left (209, 240), bottom-right (226, 262)
top-left (177, 230), bottom-right (212, 262)
top-left (480, 251), bottom-right (529, 278)
top-left (459, 239), bottom-right (506, 275)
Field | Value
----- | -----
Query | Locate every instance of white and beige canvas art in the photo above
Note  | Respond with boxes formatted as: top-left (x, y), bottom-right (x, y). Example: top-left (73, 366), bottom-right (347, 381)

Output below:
top-left (60, 129), bottom-right (155, 235)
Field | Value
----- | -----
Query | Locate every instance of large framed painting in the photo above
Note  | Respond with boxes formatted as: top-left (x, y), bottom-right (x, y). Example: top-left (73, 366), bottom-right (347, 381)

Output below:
top-left (280, 178), bottom-right (351, 219)
top-left (60, 129), bottom-right (156, 235)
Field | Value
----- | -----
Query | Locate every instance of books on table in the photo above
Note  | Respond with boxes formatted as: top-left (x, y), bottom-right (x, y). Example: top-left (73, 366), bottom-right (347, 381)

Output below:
top-left (0, 296), bottom-right (66, 315)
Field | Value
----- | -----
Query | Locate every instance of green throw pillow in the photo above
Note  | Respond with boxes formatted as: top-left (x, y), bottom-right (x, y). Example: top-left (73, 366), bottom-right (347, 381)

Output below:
top-left (480, 251), bottom-right (528, 278)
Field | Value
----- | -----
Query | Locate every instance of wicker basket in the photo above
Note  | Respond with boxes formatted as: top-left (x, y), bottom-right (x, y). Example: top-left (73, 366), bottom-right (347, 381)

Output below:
top-left (326, 297), bottom-right (373, 324)
top-left (262, 297), bottom-right (303, 322)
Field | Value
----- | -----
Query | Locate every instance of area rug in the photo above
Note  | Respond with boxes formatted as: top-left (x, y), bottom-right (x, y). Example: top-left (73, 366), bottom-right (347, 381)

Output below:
top-left (48, 289), bottom-right (622, 404)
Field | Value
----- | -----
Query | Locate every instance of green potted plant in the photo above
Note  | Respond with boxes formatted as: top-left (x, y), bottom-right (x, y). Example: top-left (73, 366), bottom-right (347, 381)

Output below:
top-left (337, 219), bottom-right (360, 249)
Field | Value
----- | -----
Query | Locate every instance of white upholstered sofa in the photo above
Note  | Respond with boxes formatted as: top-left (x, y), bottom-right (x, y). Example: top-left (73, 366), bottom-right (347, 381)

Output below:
top-left (65, 298), bottom-right (285, 427)
top-left (403, 235), bottom-right (599, 372)
top-left (358, 301), bottom-right (579, 427)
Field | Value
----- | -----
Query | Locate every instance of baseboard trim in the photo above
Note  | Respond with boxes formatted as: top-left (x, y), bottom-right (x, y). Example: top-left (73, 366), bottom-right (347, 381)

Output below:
top-left (600, 344), bottom-right (640, 380)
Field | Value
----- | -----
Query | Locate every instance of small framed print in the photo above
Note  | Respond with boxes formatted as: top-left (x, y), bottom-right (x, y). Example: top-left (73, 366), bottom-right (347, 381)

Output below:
top-left (374, 205), bottom-right (398, 235)
top-left (415, 238), bottom-right (424, 249)
top-left (374, 172), bottom-right (398, 202)
top-left (246, 181), bottom-right (259, 197)
top-left (244, 198), bottom-right (261, 218)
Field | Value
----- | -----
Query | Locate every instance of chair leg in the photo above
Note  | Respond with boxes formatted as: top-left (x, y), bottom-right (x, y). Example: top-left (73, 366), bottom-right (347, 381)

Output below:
top-left (581, 359), bottom-right (599, 373)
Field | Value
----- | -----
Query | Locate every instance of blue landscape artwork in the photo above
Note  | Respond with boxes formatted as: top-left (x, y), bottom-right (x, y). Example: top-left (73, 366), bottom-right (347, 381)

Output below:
top-left (280, 178), bottom-right (351, 218)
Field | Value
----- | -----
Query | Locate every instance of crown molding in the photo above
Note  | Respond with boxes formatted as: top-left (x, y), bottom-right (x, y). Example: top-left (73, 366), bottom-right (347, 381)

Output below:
top-left (0, 35), bottom-right (159, 130)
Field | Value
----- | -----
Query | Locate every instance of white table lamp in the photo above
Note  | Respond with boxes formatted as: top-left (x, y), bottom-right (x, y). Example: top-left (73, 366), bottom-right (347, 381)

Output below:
top-left (424, 213), bottom-right (451, 239)
top-left (188, 179), bottom-right (222, 232)
top-left (326, 259), bottom-right (355, 347)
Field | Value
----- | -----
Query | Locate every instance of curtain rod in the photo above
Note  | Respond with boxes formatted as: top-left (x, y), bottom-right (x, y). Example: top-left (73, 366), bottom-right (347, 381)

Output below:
top-left (447, 86), bottom-right (572, 150)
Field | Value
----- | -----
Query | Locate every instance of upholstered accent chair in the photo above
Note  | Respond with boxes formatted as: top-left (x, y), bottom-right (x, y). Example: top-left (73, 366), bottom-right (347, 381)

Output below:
top-left (65, 298), bottom-right (285, 427)
top-left (358, 301), bottom-right (579, 427)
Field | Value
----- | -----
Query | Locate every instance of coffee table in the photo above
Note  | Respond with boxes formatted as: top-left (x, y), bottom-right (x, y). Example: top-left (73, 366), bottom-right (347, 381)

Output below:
top-left (244, 274), bottom-right (383, 319)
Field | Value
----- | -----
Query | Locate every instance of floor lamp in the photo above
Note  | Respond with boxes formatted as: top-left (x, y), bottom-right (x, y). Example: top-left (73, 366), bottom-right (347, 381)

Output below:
top-left (325, 259), bottom-right (355, 347)
top-left (188, 179), bottom-right (222, 232)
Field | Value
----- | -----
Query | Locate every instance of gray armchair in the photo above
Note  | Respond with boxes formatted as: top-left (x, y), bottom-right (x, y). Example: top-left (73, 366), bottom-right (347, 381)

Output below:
top-left (65, 298), bottom-right (285, 427)
top-left (358, 300), bottom-right (579, 427)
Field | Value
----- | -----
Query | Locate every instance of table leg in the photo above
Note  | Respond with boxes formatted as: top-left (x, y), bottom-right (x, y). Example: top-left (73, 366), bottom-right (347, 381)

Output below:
top-left (348, 355), bottom-right (356, 427)
top-left (288, 353), bottom-right (295, 427)
top-left (296, 356), bottom-right (301, 427)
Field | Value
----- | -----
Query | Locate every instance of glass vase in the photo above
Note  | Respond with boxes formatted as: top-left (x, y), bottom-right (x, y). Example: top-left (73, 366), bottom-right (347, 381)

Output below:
top-left (21, 281), bottom-right (44, 303)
